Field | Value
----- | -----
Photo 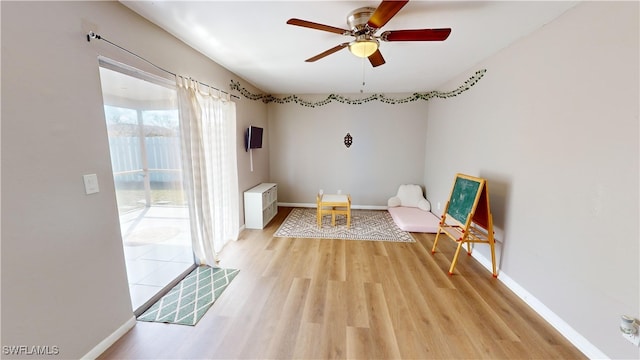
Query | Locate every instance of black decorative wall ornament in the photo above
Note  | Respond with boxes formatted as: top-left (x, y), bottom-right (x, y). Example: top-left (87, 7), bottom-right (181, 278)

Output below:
top-left (229, 69), bottom-right (487, 108)
top-left (344, 133), bottom-right (353, 148)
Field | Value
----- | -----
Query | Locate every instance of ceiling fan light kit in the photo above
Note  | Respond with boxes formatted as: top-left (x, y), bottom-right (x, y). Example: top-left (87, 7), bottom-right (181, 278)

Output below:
top-left (286, 0), bottom-right (451, 67)
top-left (348, 36), bottom-right (379, 58)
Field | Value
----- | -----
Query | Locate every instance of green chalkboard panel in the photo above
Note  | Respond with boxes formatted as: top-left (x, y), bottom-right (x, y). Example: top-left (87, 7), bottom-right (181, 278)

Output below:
top-left (448, 176), bottom-right (482, 224)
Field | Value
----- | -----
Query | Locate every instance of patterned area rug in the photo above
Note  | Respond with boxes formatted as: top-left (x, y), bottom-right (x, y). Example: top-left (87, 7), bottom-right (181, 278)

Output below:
top-left (137, 266), bottom-right (239, 326)
top-left (274, 208), bottom-right (414, 242)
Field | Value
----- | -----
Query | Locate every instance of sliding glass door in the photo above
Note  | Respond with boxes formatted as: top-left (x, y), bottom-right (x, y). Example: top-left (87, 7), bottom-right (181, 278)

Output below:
top-left (99, 63), bottom-right (194, 312)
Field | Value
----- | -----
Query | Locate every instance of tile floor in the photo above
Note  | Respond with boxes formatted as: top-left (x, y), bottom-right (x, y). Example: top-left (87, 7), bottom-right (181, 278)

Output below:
top-left (119, 206), bottom-right (194, 311)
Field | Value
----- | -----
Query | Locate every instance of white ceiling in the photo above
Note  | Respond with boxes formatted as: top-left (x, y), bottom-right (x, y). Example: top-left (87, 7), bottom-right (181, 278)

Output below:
top-left (121, 1), bottom-right (578, 95)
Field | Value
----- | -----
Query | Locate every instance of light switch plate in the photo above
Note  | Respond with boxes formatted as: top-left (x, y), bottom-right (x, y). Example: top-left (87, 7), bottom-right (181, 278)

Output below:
top-left (83, 174), bottom-right (99, 194)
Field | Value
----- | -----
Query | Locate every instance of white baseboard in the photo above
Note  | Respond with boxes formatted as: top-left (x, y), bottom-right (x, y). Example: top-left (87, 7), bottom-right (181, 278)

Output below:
top-left (470, 251), bottom-right (607, 359)
top-left (82, 316), bottom-right (136, 359)
top-left (277, 202), bottom-right (387, 210)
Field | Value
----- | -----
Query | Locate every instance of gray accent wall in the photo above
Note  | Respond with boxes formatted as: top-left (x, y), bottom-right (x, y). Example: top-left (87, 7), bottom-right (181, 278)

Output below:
top-left (268, 99), bottom-right (429, 206)
top-left (424, 2), bottom-right (639, 359)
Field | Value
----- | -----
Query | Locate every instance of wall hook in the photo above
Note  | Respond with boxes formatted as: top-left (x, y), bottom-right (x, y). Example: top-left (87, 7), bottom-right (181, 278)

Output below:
top-left (344, 133), bottom-right (353, 148)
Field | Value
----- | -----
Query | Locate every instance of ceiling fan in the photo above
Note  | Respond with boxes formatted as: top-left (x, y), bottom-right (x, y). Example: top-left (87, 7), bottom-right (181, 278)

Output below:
top-left (286, 0), bottom-right (451, 67)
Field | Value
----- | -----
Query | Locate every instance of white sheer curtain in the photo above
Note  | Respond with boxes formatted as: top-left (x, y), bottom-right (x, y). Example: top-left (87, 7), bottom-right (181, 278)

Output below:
top-left (176, 77), bottom-right (239, 267)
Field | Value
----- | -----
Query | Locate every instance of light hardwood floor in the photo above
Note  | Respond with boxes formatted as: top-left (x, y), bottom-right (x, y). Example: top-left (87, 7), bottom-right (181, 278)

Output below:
top-left (99, 207), bottom-right (586, 359)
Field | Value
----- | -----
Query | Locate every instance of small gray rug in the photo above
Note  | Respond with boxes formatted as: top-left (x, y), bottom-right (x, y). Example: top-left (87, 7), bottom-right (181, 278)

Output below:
top-left (137, 266), bottom-right (239, 326)
top-left (274, 208), bottom-right (414, 242)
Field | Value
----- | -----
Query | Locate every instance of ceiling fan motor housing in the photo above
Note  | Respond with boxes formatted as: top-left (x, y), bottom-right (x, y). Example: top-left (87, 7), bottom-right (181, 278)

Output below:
top-left (347, 7), bottom-right (376, 35)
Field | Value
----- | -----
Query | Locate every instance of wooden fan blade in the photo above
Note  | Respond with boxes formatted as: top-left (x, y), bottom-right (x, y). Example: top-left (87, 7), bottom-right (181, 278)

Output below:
top-left (287, 18), bottom-right (350, 35)
top-left (368, 49), bottom-right (386, 67)
top-left (381, 28), bottom-right (452, 42)
top-left (367, 0), bottom-right (409, 29)
top-left (305, 43), bottom-right (349, 62)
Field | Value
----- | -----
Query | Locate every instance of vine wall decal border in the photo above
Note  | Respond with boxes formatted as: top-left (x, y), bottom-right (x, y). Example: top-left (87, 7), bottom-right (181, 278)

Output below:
top-left (230, 69), bottom-right (486, 107)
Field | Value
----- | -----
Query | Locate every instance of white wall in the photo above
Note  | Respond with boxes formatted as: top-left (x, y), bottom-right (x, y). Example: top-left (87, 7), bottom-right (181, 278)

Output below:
top-left (268, 97), bottom-right (429, 206)
top-left (424, 2), bottom-right (639, 358)
top-left (1, 1), bottom-right (268, 358)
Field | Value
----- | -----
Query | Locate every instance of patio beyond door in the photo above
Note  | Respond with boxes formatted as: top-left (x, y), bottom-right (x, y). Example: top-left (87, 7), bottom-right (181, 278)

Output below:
top-left (99, 64), bottom-right (194, 312)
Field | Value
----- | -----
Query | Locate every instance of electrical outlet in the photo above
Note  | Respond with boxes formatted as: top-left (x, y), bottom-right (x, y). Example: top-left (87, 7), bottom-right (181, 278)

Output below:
top-left (621, 332), bottom-right (640, 346)
top-left (437, 202), bottom-right (441, 210)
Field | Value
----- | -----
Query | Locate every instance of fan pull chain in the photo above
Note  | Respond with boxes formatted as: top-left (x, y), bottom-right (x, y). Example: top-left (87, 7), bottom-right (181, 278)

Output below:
top-left (361, 56), bottom-right (366, 93)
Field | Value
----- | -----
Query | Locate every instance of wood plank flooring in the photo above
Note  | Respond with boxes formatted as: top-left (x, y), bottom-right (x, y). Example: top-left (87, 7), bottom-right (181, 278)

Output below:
top-left (99, 207), bottom-right (586, 359)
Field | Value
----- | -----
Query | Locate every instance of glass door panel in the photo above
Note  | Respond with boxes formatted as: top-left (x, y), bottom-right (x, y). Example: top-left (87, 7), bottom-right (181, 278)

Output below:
top-left (140, 109), bottom-right (185, 208)
top-left (105, 105), bottom-right (146, 214)
top-left (99, 65), bottom-right (194, 313)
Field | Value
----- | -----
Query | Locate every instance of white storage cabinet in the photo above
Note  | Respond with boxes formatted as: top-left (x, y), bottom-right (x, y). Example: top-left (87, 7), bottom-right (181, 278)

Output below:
top-left (244, 183), bottom-right (278, 229)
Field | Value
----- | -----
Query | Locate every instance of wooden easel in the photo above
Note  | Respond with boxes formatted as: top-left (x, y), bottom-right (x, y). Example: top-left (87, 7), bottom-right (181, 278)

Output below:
top-left (431, 173), bottom-right (497, 277)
